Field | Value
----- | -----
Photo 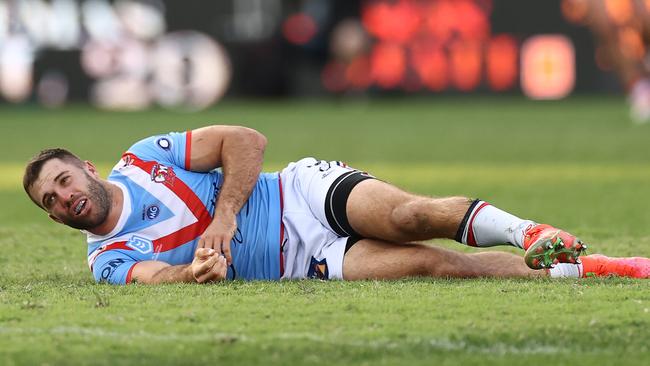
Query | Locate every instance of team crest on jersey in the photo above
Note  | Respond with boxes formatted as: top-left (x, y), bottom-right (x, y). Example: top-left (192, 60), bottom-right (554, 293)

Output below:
top-left (150, 163), bottom-right (176, 185)
top-left (307, 257), bottom-right (329, 280)
top-left (126, 235), bottom-right (153, 254)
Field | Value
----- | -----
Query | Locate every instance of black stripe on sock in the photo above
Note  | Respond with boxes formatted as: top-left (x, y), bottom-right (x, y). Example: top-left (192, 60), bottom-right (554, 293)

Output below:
top-left (455, 199), bottom-right (481, 243)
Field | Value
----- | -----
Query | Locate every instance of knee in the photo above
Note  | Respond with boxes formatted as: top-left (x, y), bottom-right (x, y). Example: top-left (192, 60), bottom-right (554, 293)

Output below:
top-left (389, 198), bottom-right (433, 235)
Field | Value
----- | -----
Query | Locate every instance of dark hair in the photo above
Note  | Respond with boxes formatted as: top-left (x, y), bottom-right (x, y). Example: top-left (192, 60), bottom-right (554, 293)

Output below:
top-left (23, 148), bottom-right (84, 206)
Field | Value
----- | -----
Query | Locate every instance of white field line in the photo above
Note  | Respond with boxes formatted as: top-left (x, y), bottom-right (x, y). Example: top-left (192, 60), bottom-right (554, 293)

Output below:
top-left (0, 326), bottom-right (597, 355)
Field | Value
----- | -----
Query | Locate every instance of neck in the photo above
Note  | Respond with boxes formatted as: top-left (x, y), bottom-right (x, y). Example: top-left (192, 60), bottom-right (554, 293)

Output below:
top-left (88, 181), bottom-right (123, 236)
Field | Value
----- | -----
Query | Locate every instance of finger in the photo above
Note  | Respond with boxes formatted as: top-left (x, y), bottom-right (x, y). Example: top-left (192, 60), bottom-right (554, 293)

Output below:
top-left (218, 257), bottom-right (228, 279)
top-left (220, 239), bottom-right (233, 265)
top-left (195, 254), bottom-right (219, 275)
top-left (195, 247), bottom-right (215, 259)
top-left (196, 269), bottom-right (220, 283)
top-left (200, 236), bottom-right (216, 251)
top-left (209, 256), bottom-right (228, 281)
top-left (198, 237), bottom-right (206, 249)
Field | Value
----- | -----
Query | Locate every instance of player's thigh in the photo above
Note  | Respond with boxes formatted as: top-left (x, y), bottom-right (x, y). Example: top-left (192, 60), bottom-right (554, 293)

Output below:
top-left (342, 238), bottom-right (478, 280)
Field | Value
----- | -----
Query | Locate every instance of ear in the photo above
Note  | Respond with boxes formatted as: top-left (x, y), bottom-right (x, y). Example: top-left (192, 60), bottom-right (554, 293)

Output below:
top-left (48, 213), bottom-right (63, 224)
top-left (85, 160), bottom-right (99, 177)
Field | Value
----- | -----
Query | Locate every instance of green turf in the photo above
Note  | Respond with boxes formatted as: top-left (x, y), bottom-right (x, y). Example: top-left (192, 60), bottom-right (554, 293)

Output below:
top-left (1, 97), bottom-right (649, 365)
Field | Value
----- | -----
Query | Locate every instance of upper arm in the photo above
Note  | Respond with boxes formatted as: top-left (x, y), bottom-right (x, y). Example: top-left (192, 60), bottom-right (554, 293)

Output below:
top-left (91, 250), bottom-right (138, 285)
top-left (188, 125), bottom-right (267, 172)
top-left (126, 126), bottom-right (266, 173)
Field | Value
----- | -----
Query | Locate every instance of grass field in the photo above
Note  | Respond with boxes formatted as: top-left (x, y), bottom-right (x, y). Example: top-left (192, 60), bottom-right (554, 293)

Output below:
top-left (0, 97), bottom-right (649, 365)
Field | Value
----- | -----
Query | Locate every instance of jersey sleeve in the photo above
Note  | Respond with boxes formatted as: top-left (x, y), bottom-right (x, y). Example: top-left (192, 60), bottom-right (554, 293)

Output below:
top-left (126, 131), bottom-right (192, 170)
top-left (91, 250), bottom-right (138, 285)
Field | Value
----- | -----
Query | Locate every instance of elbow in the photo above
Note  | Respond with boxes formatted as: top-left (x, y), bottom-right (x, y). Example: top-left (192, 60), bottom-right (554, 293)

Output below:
top-left (241, 127), bottom-right (267, 152)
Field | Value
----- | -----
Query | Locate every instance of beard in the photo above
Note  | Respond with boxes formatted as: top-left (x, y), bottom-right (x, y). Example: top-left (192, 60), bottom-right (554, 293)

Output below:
top-left (62, 172), bottom-right (112, 230)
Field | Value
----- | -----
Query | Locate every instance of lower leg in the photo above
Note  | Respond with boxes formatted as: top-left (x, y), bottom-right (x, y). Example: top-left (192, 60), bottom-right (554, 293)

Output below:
top-left (467, 251), bottom-right (544, 278)
top-left (346, 180), bottom-right (534, 248)
top-left (342, 239), bottom-right (543, 280)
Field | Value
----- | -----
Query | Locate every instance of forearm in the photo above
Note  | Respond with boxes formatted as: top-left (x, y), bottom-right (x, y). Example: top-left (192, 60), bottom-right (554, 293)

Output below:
top-left (133, 262), bottom-right (195, 284)
top-left (216, 129), bottom-right (266, 216)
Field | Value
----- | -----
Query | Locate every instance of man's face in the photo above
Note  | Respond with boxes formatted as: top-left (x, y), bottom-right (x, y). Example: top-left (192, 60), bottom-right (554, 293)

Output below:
top-left (29, 159), bottom-right (111, 230)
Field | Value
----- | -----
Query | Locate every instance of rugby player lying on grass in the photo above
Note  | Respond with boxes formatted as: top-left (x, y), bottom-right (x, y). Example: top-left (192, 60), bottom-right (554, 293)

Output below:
top-left (23, 126), bottom-right (650, 284)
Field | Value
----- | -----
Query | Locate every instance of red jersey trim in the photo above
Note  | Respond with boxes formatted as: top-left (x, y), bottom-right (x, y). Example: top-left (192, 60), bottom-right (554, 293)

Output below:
top-left (125, 263), bottom-right (137, 284)
top-left (89, 241), bottom-right (131, 271)
top-left (185, 130), bottom-right (193, 170)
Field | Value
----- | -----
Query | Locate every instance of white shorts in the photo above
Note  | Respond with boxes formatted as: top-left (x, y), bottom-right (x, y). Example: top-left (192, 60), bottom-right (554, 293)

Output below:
top-left (279, 157), bottom-right (374, 280)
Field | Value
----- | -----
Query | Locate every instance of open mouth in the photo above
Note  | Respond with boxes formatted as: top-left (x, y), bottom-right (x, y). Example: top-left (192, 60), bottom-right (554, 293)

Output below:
top-left (74, 198), bottom-right (87, 215)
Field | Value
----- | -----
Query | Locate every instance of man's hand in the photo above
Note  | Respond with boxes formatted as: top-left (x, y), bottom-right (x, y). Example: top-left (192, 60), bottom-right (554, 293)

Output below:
top-left (191, 248), bottom-right (228, 283)
top-left (198, 211), bottom-right (236, 264)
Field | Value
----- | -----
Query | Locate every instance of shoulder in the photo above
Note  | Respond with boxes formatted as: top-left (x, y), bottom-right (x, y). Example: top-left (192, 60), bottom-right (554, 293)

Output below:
top-left (123, 132), bottom-right (191, 169)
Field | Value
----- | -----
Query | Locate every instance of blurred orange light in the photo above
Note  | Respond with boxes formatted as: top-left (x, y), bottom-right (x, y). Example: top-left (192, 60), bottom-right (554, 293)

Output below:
top-left (362, 0), bottom-right (420, 44)
top-left (618, 27), bottom-right (645, 60)
top-left (424, 0), bottom-right (490, 43)
top-left (486, 35), bottom-right (518, 91)
top-left (425, 0), bottom-right (458, 42)
top-left (282, 13), bottom-right (317, 46)
top-left (321, 61), bottom-right (348, 92)
top-left (605, 0), bottom-right (633, 25)
top-left (521, 35), bottom-right (575, 100)
top-left (370, 42), bottom-right (406, 89)
top-left (561, 0), bottom-right (589, 24)
top-left (346, 56), bottom-right (372, 90)
top-left (410, 41), bottom-right (448, 91)
top-left (454, 0), bottom-right (490, 41)
top-left (449, 40), bottom-right (482, 91)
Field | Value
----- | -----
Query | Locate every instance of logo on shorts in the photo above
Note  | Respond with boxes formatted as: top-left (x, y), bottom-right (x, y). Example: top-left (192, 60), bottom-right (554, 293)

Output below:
top-left (126, 235), bottom-right (153, 254)
top-left (143, 204), bottom-right (160, 220)
top-left (156, 137), bottom-right (172, 150)
top-left (307, 257), bottom-right (329, 280)
top-left (150, 163), bottom-right (176, 185)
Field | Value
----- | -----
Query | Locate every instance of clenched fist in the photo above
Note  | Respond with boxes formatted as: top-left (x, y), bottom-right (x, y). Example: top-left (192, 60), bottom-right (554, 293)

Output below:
top-left (191, 248), bottom-right (228, 283)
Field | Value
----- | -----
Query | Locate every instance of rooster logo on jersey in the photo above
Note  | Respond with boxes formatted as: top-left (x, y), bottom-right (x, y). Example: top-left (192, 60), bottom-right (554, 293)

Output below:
top-left (150, 163), bottom-right (176, 185)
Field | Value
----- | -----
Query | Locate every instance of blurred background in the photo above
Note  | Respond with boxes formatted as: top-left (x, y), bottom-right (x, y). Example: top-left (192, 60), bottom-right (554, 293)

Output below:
top-left (1, 0), bottom-right (649, 114)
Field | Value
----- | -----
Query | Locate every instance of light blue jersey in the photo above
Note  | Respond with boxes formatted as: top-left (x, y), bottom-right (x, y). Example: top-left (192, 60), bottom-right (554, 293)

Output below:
top-left (86, 131), bottom-right (282, 284)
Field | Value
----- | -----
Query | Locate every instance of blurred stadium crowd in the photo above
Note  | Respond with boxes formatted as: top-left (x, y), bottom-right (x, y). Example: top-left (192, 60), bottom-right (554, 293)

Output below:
top-left (0, 0), bottom-right (649, 119)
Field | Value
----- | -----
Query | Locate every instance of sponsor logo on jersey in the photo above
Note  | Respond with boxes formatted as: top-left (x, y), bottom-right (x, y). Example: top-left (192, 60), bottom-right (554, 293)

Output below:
top-left (126, 235), bottom-right (153, 254)
top-left (144, 204), bottom-right (160, 220)
top-left (307, 257), bottom-right (329, 280)
top-left (150, 163), bottom-right (176, 185)
top-left (100, 258), bottom-right (126, 281)
top-left (156, 137), bottom-right (172, 150)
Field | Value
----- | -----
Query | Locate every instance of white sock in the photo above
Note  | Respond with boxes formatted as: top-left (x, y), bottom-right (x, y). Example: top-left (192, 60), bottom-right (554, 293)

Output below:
top-left (548, 263), bottom-right (583, 278)
top-left (456, 200), bottom-right (534, 249)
